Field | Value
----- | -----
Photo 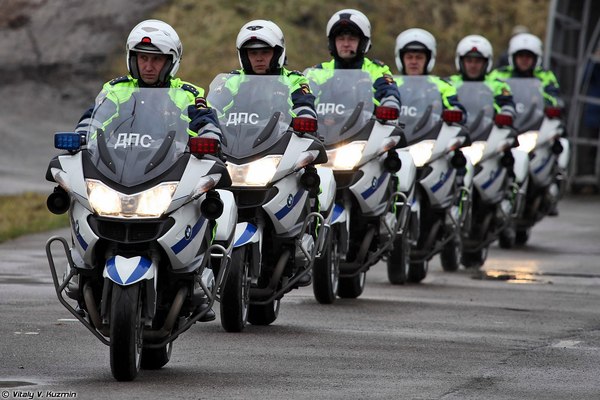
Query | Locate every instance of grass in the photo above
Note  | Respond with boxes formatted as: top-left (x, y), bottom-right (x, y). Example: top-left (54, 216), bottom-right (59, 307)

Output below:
top-left (0, 193), bottom-right (69, 243)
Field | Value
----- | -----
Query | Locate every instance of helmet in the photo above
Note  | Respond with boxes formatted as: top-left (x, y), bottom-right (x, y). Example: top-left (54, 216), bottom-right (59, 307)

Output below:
top-left (455, 34), bottom-right (493, 77)
top-left (236, 20), bottom-right (286, 73)
top-left (395, 28), bottom-right (436, 74)
top-left (326, 9), bottom-right (372, 59)
top-left (508, 33), bottom-right (543, 69)
top-left (126, 19), bottom-right (182, 84)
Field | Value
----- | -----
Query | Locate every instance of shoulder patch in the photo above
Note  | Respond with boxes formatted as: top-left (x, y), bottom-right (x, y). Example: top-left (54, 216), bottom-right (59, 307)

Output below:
top-left (181, 83), bottom-right (199, 97)
top-left (372, 59), bottom-right (386, 67)
top-left (109, 76), bottom-right (131, 86)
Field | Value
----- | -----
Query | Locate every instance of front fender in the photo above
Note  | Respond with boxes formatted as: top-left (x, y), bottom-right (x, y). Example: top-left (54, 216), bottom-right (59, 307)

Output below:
top-left (233, 222), bottom-right (261, 248)
top-left (103, 255), bottom-right (156, 286)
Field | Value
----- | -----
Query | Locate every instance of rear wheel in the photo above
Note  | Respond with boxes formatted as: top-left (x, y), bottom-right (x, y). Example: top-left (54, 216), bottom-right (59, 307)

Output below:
top-left (461, 246), bottom-right (489, 269)
top-left (248, 299), bottom-right (280, 326)
top-left (313, 228), bottom-right (340, 304)
top-left (337, 271), bottom-right (366, 299)
top-left (220, 247), bottom-right (250, 332)
top-left (440, 236), bottom-right (461, 272)
top-left (141, 342), bottom-right (172, 370)
top-left (515, 228), bottom-right (530, 245)
top-left (407, 261), bottom-right (428, 283)
top-left (110, 283), bottom-right (143, 381)
top-left (387, 232), bottom-right (409, 285)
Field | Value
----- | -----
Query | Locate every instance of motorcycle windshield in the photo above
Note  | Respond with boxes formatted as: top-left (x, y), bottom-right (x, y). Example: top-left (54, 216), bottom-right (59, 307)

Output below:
top-left (303, 68), bottom-right (375, 146)
top-left (456, 82), bottom-right (494, 141)
top-left (207, 73), bottom-right (294, 160)
top-left (395, 76), bottom-right (443, 144)
top-left (506, 78), bottom-right (545, 133)
top-left (85, 87), bottom-right (191, 187)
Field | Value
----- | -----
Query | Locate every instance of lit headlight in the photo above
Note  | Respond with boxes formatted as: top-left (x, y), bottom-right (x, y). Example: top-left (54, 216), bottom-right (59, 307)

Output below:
top-left (407, 140), bottom-right (435, 167)
top-left (86, 180), bottom-right (177, 218)
top-left (323, 141), bottom-right (367, 170)
top-left (227, 155), bottom-right (282, 186)
top-left (461, 141), bottom-right (486, 165)
top-left (517, 131), bottom-right (539, 153)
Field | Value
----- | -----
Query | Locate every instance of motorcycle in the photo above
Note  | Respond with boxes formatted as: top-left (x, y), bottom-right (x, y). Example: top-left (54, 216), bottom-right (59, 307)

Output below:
top-left (457, 81), bottom-right (525, 266)
top-left (45, 87), bottom-right (235, 381)
top-left (206, 73), bottom-right (329, 329)
top-left (304, 68), bottom-right (411, 293)
top-left (395, 75), bottom-right (471, 281)
top-left (506, 78), bottom-right (570, 244)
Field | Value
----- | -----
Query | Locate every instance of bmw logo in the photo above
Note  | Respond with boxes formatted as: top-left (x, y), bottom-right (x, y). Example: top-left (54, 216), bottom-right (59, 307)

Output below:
top-left (185, 225), bottom-right (192, 240)
top-left (287, 194), bottom-right (294, 208)
top-left (371, 177), bottom-right (378, 189)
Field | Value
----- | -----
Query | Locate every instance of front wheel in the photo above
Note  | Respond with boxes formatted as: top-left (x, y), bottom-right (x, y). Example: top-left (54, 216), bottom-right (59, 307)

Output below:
top-left (337, 271), bottom-right (366, 299)
top-left (387, 232), bottom-right (410, 285)
top-left (248, 299), bottom-right (280, 326)
top-left (313, 228), bottom-right (340, 304)
top-left (498, 225), bottom-right (516, 249)
top-left (220, 247), bottom-right (250, 332)
top-left (407, 260), bottom-right (428, 283)
top-left (461, 246), bottom-right (489, 269)
top-left (440, 235), bottom-right (461, 272)
top-left (515, 228), bottom-right (531, 245)
top-left (110, 283), bottom-right (143, 381)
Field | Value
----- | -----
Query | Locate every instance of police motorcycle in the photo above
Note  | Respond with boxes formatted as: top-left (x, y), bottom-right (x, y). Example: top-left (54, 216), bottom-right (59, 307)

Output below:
top-left (207, 73), bottom-right (329, 328)
top-left (304, 68), bottom-right (412, 293)
top-left (395, 76), bottom-right (471, 281)
top-left (456, 82), bottom-right (525, 266)
top-left (506, 77), bottom-right (570, 245)
top-left (45, 87), bottom-right (235, 381)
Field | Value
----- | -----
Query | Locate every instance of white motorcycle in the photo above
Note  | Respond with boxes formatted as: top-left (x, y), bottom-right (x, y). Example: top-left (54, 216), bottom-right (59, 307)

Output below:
top-left (45, 87), bottom-right (235, 381)
top-left (207, 74), bottom-right (329, 328)
top-left (395, 75), bottom-right (471, 281)
top-left (507, 78), bottom-right (570, 245)
top-left (457, 82), bottom-right (525, 266)
top-left (305, 68), bottom-right (412, 293)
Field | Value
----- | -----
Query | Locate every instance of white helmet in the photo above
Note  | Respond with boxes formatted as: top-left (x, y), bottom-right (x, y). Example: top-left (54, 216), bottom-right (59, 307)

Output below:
top-left (508, 33), bottom-right (543, 69)
top-left (126, 19), bottom-right (182, 84)
top-left (395, 28), bottom-right (437, 74)
top-left (236, 20), bottom-right (286, 73)
top-left (455, 34), bottom-right (494, 76)
top-left (326, 9), bottom-right (372, 59)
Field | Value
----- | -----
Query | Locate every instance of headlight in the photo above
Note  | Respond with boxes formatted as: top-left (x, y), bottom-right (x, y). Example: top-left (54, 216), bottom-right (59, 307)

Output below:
top-left (227, 155), bottom-right (282, 186)
top-left (461, 141), bottom-right (486, 165)
top-left (86, 180), bottom-right (177, 218)
top-left (517, 131), bottom-right (539, 153)
top-left (323, 141), bottom-right (367, 170)
top-left (407, 140), bottom-right (435, 167)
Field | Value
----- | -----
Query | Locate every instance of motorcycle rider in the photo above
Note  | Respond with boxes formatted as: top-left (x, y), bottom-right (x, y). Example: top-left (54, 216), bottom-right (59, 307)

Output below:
top-left (394, 28), bottom-right (466, 120)
top-left (490, 33), bottom-right (562, 108)
top-left (75, 19), bottom-right (221, 322)
top-left (76, 19), bottom-right (221, 141)
top-left (448, 34), bottom-right (516, 118)
top-left (307, 9), bottom-right (401, 110)
top-left (208, 19), bottom-right (317, 122)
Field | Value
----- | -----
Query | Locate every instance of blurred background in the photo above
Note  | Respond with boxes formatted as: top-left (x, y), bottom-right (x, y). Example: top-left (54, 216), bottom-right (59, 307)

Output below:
top-left (0, 0), bottom-right (598, 196)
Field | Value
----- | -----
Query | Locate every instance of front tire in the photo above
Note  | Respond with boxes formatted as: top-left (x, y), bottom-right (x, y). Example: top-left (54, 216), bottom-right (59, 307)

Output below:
top-left (461, 246), bottom-right (489, 269)
top-left (440, 235), bottom-right (461, 272)
top-left (407, 260), bottom-right (428, 283)
top-left (387, 232), bottom-right (410, 285)
top-left (110, 283), bottom-right (143, 381)
top-left (515, 228), bottom-right (530, 245)
top-left (313, 228), bottom-right (340, 304)
top-left (220, 247), bottom-right (250, 332)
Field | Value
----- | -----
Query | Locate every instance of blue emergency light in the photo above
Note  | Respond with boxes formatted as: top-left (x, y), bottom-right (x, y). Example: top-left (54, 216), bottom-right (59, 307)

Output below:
top-left (54, 133), bottom-right (83, 151)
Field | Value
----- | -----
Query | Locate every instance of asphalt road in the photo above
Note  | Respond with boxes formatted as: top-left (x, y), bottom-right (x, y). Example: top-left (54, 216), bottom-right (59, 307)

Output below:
top-left (0, 196), bottom-right (599, 399)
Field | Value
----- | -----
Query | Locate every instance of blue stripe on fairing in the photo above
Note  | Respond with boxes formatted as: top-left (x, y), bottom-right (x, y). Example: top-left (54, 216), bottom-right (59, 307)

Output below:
top-left (234, 223), bottom-right (258, 247)
top-left (171, 216), bottom-right (206, 254)
top-left (361, 172), bottom-right (389, 199)
top-left (105, 257), bottom-right (121, 284)
top-left (75, 230), bottom-right (88, 250)
top-left (431, 170), bottom-right (452, 193)
top-left (274, 190), bottom-right (306, 220)
top-left (124, 257), bottom-right (152, 284)
top-left (331, 204), bottom-right (344, 223)
top-left (481, 168), bottom-right (503, 190)
top-left (533, 154), bottom-right (552, 175)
